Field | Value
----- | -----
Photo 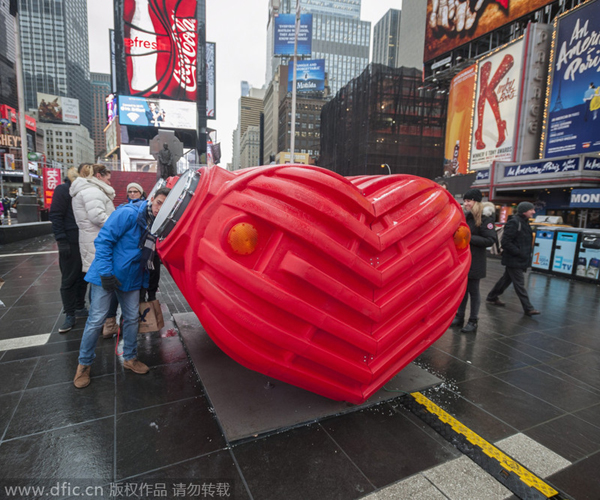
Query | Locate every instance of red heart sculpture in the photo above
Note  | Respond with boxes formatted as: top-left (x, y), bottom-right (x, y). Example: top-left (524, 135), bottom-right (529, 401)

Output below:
top-left (158, 165), bottom-right (470, 404)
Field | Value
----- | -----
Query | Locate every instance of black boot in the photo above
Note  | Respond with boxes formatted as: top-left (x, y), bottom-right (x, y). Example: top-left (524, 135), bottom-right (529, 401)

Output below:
top-left (450, 315), bottom-right (464, 327)
top-left (461, 320), bottom-right (478, 333)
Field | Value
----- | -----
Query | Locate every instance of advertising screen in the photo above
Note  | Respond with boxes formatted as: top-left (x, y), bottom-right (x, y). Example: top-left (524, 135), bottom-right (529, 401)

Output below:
top-left (37, 93), bottom-right (80, 125)
top-left (444, 65), bottom-right (476, 175)
top-left (469, 38), bottom-right (524, 170)
top-left (287, 59), bottom-right (325, 92)
top-left (543, 0), bottom-right (600, 158)
top-left (532, 230), bottom-right (554, 270)
top-left (106, 94), bottom-right (117, 125)
top-left (118, 95), bottom-right (197, 130)
top-left (425, 0), bottom-right (554, 62)
top-left (274, 14), bottom-right (312, 56)
top-left (43, 167), bottom-right (61, 209)
top-left (552, 231), bottom-right (579, 275)
top-left (206, 42), bottom-right (216, 119)
top-left (123, 0), bottom-right (198, 101)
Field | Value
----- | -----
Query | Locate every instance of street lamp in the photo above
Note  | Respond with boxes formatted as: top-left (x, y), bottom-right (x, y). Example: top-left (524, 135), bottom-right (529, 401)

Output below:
top-left (381, 163), bottom-right (391, 175)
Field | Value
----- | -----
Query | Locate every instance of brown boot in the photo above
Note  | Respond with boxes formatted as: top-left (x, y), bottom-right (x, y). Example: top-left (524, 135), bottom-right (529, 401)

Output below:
top-left (73, 364), bottom-right (91, 388)
top-left (102, 317), bottom-right (118, 339)
top-left (123, 358), bottom-right (149, 374)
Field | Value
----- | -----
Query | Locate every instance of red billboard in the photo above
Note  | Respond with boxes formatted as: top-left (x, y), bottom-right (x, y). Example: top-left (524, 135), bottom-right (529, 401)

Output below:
top-left (425, 0), bottom-right (554, 62)
top-left (43, 168), bottom-right (62, 209)
top-left (123, 0), bottom-right (198, 101)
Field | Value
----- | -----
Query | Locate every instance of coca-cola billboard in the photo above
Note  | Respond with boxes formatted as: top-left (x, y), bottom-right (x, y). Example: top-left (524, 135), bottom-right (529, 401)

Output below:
top-left (123, 0), bottom-right (198, 102)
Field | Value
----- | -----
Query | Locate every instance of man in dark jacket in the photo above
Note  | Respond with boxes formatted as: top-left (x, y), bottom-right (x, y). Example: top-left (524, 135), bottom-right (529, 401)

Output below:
top-left (49, 167), bottom-right (88, 333)
top-left (486, 202), bottom-right (540, 316)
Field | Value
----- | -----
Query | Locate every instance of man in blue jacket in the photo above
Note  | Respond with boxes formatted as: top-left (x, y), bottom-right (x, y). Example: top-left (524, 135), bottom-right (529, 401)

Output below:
top-left (74, 187), bottom-right (170, 388)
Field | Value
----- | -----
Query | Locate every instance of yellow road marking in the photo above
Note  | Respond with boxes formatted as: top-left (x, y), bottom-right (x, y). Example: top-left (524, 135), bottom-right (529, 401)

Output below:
top-left (411, 392), bottom-right (559, 498)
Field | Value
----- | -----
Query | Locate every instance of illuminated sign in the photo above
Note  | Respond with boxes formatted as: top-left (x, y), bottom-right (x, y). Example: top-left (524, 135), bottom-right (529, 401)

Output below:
top-left (425, 0), bottom-right (554, 62)
top-left (543, 0), bottom-right (600, 158)
top-left (118, 95), bottom-right (197, 130)
top-left (288, 59), bottom-right (325, 92)
top-left (469, 38), bottom-right (524, 170)
top-left (123, 0), bottom-right (198, 102)
top-left (0, 105), bottom-right (37, 131)
top-left (444, 65), bottom-right (476, 175)
top-left (0, 135), bottom-right (21, 148)
top-left (43, 167), bottom-right (61, 209)
top-left (274, 14), bottom-right (312, 56)
top-left (106, 94), bottom-right (117, 124)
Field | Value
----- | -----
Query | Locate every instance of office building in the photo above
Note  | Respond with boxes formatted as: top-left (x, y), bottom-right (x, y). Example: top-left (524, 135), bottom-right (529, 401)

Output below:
top-left (320, 64), bottom-right (447, 178)
top-left (90, 72), bottom-right (111, 159)
top-left (0, 1), bottom-right (18, 108)
top-left (240, 125), bottom-right (261, 169)
top-left (396, 0), bottom-right (426, 69)
top-left (266, 0), bottom-right (369, 96)
top-left (232, 87), bottom-right (265, 170)
top-left (18, 0), bottom-right (92, 132)
top-left (373, 9), bottom-right (401, 67)
top-left (278, 94), bottom-right (325, 163)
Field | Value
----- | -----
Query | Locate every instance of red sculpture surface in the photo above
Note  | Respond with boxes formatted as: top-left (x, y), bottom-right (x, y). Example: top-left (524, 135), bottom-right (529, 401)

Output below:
top-left (156, 165), bottom-right (471, 404)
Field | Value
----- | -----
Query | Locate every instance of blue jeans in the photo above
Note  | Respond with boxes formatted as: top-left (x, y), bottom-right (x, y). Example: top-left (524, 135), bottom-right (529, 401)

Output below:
top-left (78, 284), bottom-right (140, 365)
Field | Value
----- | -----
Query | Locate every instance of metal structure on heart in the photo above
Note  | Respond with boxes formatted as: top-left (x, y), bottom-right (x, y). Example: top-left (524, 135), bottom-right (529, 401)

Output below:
top-left (157, 165), bottom-right (471, 404)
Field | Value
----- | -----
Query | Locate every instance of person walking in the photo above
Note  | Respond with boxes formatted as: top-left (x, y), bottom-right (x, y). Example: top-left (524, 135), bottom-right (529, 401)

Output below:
top-left (70, 164), bottom-right (118, 337)
top-left (451, 189), bottom-right (497, 333)
top-left (486, 202), bottom-right (540, 316)
top-left (49, 167), bottom-right (89, 333)
top-left (73, 188), bottom-right (171, 388)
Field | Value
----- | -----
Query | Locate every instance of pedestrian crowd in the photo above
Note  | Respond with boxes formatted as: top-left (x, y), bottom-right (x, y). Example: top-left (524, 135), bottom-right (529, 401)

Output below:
top-left (451, 188), bottom-right (540, 334)
top-left (49, 163), bottom-right (170, 388)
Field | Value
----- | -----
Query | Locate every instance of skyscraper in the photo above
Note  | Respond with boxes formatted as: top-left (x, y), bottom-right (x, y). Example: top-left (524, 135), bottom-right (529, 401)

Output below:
top-left (373, 9), bottom-right (401, 67)
top-left (266, 0), bottom-right (369, 96)
top-left (90, 72), bottom-right (111, 158)
top-left (0, 1), bottom-right (18, 108)
top-left (17, 0), bottom-right (92, 132)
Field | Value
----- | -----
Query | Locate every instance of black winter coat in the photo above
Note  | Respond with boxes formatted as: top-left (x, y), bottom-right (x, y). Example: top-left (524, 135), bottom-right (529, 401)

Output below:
top-left (49, 180), bottom-right (79, 243)
top-left (501, 214), bottom-right (533, 270)
top-left (466, 211), bottom-right (497, 279)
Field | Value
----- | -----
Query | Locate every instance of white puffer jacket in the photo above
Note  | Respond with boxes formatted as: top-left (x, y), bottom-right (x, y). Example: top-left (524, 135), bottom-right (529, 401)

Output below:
top-left (70, 176), bottom-right (116, 271)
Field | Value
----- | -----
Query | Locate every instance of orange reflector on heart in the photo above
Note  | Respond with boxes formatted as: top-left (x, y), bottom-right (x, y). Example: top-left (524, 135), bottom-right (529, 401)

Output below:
top-left (228, 223), bottom-right (258, 255)
top-left (454, 225), bottom-right (471, 250)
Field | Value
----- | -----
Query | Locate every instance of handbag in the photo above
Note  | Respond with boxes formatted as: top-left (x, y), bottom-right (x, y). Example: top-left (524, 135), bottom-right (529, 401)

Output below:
top-left (138, 299), bottom-right (165, 333)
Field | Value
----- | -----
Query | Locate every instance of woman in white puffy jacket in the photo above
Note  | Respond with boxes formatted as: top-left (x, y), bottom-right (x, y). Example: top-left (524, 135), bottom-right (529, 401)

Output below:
top-left (70, 164), bottom-right (116, 272)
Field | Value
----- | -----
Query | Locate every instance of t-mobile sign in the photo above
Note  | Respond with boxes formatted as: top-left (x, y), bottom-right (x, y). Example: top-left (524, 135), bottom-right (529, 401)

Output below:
top-left (123, 0), bottom-right (198, 102)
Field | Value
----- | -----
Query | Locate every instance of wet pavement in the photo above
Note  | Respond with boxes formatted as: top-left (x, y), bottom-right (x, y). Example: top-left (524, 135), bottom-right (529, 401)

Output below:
top-left (1, 234), bottom-right (600, 499)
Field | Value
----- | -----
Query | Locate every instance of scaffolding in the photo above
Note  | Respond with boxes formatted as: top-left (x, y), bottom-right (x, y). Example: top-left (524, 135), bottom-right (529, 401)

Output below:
top-left (319, 64), bottom-right (447, 178)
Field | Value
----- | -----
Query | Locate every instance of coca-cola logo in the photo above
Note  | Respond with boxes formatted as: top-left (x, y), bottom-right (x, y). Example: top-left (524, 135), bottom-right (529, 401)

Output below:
top-left (171, 16), bottom-right (197, 93)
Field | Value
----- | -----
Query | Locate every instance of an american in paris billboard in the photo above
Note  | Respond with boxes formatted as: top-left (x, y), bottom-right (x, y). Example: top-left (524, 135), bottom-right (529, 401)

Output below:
top-left (425, 0), bottom-right (554, 62)
top-left (274, 14), bottom-right (313, 56)
top-left (123, 0), bottom-right (198, 101)
top-left (287, 59), bottom-right (325, 92)
top-left (118, 95), bottom-right (197, 130)
top-left (543, 0), bottom-right (600, 158)
top-left (37, 92), bottom-right (80, 125)
top-left (469, 38), bottom-right (524, 170)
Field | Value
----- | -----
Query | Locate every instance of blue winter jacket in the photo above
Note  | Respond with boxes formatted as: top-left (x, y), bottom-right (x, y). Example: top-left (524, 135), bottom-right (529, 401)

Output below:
top-left (85, 200), bottom-right (150, 291)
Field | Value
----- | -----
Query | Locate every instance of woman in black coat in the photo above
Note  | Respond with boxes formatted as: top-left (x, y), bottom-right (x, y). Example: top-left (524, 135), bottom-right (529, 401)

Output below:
top-left (451, 189), bottom-right (497, 333)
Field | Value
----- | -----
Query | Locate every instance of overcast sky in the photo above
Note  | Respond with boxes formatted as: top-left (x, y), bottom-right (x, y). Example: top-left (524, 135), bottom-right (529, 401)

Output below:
top-left (87, 0), bottom-right (403, 165)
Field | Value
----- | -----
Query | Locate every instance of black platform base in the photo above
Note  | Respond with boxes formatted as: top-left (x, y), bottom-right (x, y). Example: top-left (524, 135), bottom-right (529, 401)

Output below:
top-left (175, 312), bottom-right (443, 442)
